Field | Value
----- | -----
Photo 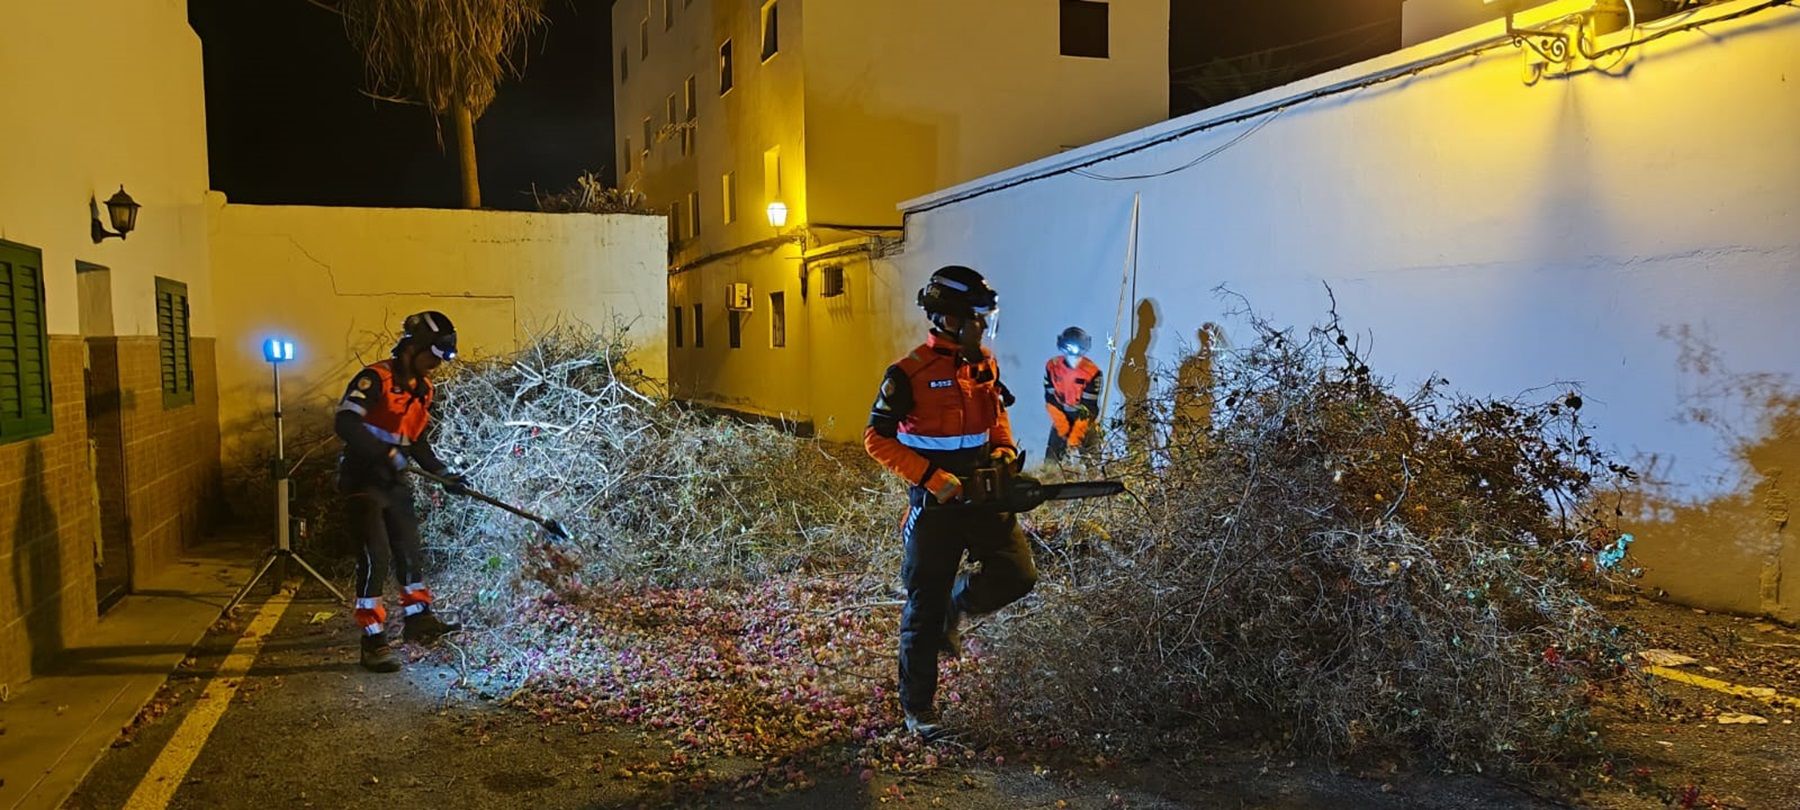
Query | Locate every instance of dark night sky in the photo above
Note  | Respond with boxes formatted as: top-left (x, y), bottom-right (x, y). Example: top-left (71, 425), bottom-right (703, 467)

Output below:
top-left (188, 0), bottom-right (616, 210)
top-left (190, 1), bottom-right (1400, 211)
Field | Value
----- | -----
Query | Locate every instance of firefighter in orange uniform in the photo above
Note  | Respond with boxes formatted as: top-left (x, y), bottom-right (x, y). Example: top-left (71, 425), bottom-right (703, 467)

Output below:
top-left (864, 265), bottom-right (1038, 740)
top-left (335, 311), bottom-right (465, 672)
top-left (1043, 326), bottom-right (1102, 463)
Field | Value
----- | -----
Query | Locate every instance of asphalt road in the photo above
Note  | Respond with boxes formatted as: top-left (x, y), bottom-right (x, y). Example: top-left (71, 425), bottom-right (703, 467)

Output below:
top-left (61, 579), bottom-right (1604, 809)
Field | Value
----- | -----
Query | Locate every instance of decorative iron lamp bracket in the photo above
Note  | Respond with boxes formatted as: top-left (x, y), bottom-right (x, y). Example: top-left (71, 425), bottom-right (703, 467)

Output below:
top-left (1504, 10), bottom-right (1573, 63)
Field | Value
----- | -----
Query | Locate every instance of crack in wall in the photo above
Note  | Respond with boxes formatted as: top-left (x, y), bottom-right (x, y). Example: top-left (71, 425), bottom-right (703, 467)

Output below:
top-left (283, 236), bottom-right (514, 301)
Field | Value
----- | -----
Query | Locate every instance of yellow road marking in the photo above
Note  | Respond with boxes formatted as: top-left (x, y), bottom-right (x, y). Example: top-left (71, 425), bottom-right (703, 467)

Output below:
top-left (1644, 665), bottom-right (1800, 710)
top-left (123, 582), bottom-right (298, 810)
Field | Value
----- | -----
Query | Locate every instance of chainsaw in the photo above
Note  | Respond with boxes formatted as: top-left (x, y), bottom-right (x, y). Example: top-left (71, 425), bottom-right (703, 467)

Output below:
top-left (951, 451), bottom-right (1125, 513)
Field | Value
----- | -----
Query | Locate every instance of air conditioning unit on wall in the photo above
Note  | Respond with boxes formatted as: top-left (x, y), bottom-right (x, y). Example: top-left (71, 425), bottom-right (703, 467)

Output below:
top-left (726, 282), bottom-right (754, 311)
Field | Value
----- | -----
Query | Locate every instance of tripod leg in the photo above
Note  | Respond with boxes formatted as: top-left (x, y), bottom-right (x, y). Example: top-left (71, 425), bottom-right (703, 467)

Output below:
top-left (286, 552), bottom-right (348, 603)
top-left (224, 552), bottom-right (281, 614)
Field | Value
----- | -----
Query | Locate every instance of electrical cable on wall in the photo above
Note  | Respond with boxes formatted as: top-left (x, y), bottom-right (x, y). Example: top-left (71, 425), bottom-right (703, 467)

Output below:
top-left (1074, 106), bottom-right (1287, 182)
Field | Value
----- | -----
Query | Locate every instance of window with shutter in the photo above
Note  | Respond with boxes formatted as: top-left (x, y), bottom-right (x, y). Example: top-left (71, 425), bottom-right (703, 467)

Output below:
top-left (155, 277), bottom-right (195, 409)
top-left (0, 240), bottom-right (53, 443)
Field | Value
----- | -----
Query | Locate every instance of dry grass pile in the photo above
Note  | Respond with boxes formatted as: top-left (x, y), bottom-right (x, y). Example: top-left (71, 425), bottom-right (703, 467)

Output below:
top-left (958, 303), bottom-right (1644, 775)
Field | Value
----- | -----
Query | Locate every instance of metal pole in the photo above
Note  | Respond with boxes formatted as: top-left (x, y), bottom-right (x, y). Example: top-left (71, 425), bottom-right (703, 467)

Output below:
top-left (273, 362), bottom-right (285, 462)
top-left (225, 353), bottom-right (346, 614)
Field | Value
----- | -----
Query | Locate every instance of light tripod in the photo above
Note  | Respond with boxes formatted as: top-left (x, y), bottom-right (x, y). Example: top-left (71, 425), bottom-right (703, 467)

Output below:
top-left (225, 339), bottom-right (345, 612)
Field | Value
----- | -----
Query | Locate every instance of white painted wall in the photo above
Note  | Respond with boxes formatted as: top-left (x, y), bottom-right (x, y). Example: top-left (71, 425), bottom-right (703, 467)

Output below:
top-left (208, 197), bottom-right (668, 471)
top-left (0, 0), bottom-right (213, 338)
top-left (891, 2), bottom-right (1800, 617)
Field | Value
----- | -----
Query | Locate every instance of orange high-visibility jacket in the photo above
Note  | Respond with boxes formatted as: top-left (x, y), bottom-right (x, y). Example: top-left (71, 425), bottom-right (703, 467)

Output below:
top-left (1043, 355), bottom-right (1101, 444)
top-left (339, 359), bottom-right (434, 446)
top-left (864, 333), bottom-right (1016, 488)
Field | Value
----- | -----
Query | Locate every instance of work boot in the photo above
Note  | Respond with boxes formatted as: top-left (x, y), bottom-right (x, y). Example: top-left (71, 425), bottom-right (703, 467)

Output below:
top-left (941, 602), bottom-right (965, 659)
top-left (403, 609), bottom-right (460, 645)
top-left (904, 710), bottom-right (950, 742)
top-left (361, 633), bottom-right (401, 673)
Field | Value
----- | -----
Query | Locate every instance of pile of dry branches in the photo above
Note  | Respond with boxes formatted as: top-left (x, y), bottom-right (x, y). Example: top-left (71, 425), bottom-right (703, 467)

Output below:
top-left (416, 326), bottom-right (899, 629)
top-left (958, 303), bottom-right (1643, 773)
top-left (409, 313), bottom-right (1642, 781)
top-left (531, 171), bottom-right (656, 215)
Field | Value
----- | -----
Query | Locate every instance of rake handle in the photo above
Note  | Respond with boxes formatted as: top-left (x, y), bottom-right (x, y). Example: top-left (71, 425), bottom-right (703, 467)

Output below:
top-left (405, 466), bottom-right (559, 530)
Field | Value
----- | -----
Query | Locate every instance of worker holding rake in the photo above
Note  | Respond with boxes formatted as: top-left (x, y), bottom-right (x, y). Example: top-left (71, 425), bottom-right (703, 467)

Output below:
top-left (334, 311), bottom-right (465, 672)
top-left (864, 265), bottom-right (1039, 740)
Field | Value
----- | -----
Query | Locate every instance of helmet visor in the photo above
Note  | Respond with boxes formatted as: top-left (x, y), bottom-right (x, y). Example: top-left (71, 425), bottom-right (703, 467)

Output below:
top-left (429, 333), bottom-right (459, 361)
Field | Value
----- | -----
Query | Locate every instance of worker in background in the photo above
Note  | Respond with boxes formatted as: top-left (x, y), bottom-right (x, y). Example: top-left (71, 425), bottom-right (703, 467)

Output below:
top-left (864, 265), bottom-right (1038, 741)
top-left (335, 311), bottom-right (466, 672)
top-left (1044, 326), bottom-right (1102, 463)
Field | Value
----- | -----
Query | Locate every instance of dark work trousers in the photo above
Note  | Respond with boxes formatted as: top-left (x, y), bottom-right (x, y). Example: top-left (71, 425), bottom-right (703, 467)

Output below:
top-left (1045, 428), bottom-right (1071, 462)
top-left (349, 483), bottom-right (426, 600)
top-left (898, 498), bottom-right (1039, 716)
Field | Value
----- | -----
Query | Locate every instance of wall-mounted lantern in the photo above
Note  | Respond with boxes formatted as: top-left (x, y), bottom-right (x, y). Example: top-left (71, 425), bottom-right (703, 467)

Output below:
top-left (91, 185), bottom-right (141, 243)
top-left (765, 200), bottom-right (789, 228)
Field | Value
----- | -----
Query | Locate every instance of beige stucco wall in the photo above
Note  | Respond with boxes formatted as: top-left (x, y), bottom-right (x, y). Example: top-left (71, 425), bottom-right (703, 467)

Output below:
top-left (801, 0), bottom-right (1169, 228)
top-left (891, 1), bottom-right (1800, 618)
top-left (207, 197), bottom-right (668, 476)
top-left (0, 0), bottom-right (214, 338)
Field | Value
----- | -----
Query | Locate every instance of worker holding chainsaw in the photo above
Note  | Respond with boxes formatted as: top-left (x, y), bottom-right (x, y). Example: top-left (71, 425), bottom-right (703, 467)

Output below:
top-left (334, 310), bottom-right (466, 672)
top-left (863, 265), bottom-right (1039, 740)
top-left (1043, 326), bottom-right (1103, 463)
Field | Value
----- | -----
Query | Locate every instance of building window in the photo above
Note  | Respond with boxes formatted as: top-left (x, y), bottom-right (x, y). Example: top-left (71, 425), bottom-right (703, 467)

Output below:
top-left (155, 276), bottom-right (195, 409)
top-left (672, 305), bottom-right (684, 348)
top-left (663, 0), bottom-right (674, 30)
top-left (719, 39), bottom-right (734, 95)
top-left (1060, 0), bottom-right (1109, 58)
top-left (769, 291), bottom-right (786, 348)
top-left (682, 75), bottom-right (697, 155)
top-left (669, 201), bottom-right (683, 245)
top-left (0, 241), bottom-right (52, 442)
top-left (763, 146), bottom-right (781, 202)
top-left (687, 191), bottom-right (701, 239)
top-left (642, 116), bottom-right (653, 156)
top-left (666, 92), bottom-right (678, 145)
top-left (728, 310), bottom-right (743, 349)
top-left (693, 303), bottom-right (704, 347)
top-left (620, 48), bottom-right (629, 83)
top-left (722, 172), bottom-right (738, 224)
top-left (640, 18), bottom-right (649, 60)
top-left (760, 0), bottom-right (780, 62)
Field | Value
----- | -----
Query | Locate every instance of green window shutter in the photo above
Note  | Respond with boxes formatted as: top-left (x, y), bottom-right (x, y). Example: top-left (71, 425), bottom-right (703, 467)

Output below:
top-left (156, 277), bottom-right (194, 409)
top-left (0, 241), bottom-right (54, 443)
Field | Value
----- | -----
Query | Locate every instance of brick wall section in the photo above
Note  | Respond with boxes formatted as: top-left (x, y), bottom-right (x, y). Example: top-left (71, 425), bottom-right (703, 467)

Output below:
top-left (101, 337), bottom-right (222, 578)
top-left (0, 336), bottom-right (223, 687)
top-left (0, 337), bottom-right (99, 686)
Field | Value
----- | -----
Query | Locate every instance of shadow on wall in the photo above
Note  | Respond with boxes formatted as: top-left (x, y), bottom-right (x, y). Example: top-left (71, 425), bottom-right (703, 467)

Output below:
top-left (11, 443), bottom-right (64, 674)
top-left (1115, 298), bottom-right (1161, 455)
top-left (1170, 322), bottom-right (1225, 448)
top-left (1628, 326), bottom-right (1799, 621)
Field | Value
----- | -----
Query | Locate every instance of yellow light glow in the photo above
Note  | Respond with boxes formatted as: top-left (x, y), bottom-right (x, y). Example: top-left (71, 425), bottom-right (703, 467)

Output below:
top-left (766, 200), bottom-right (789, 228)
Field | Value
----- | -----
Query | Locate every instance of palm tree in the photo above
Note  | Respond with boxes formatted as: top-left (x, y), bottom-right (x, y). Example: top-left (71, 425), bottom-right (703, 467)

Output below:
top-left (315, 0), bottom-right (547, 208)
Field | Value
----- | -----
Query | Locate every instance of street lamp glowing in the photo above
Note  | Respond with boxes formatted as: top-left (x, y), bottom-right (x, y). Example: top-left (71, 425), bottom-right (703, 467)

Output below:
top-left (263, 338), bottom-right (295, 363)
top-left (766, 200), bottom-right (789, 228)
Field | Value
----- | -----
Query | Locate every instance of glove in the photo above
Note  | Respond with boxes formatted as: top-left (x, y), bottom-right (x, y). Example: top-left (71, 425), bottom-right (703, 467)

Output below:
top-left (990, 446), bottom-right (1019, 470)
top-left (440, 472), bottom-right (471, 496)
top-left (1070, 404), bottom-right (1093, 423)
top-left (925, 468), bottom-right (963, 504)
